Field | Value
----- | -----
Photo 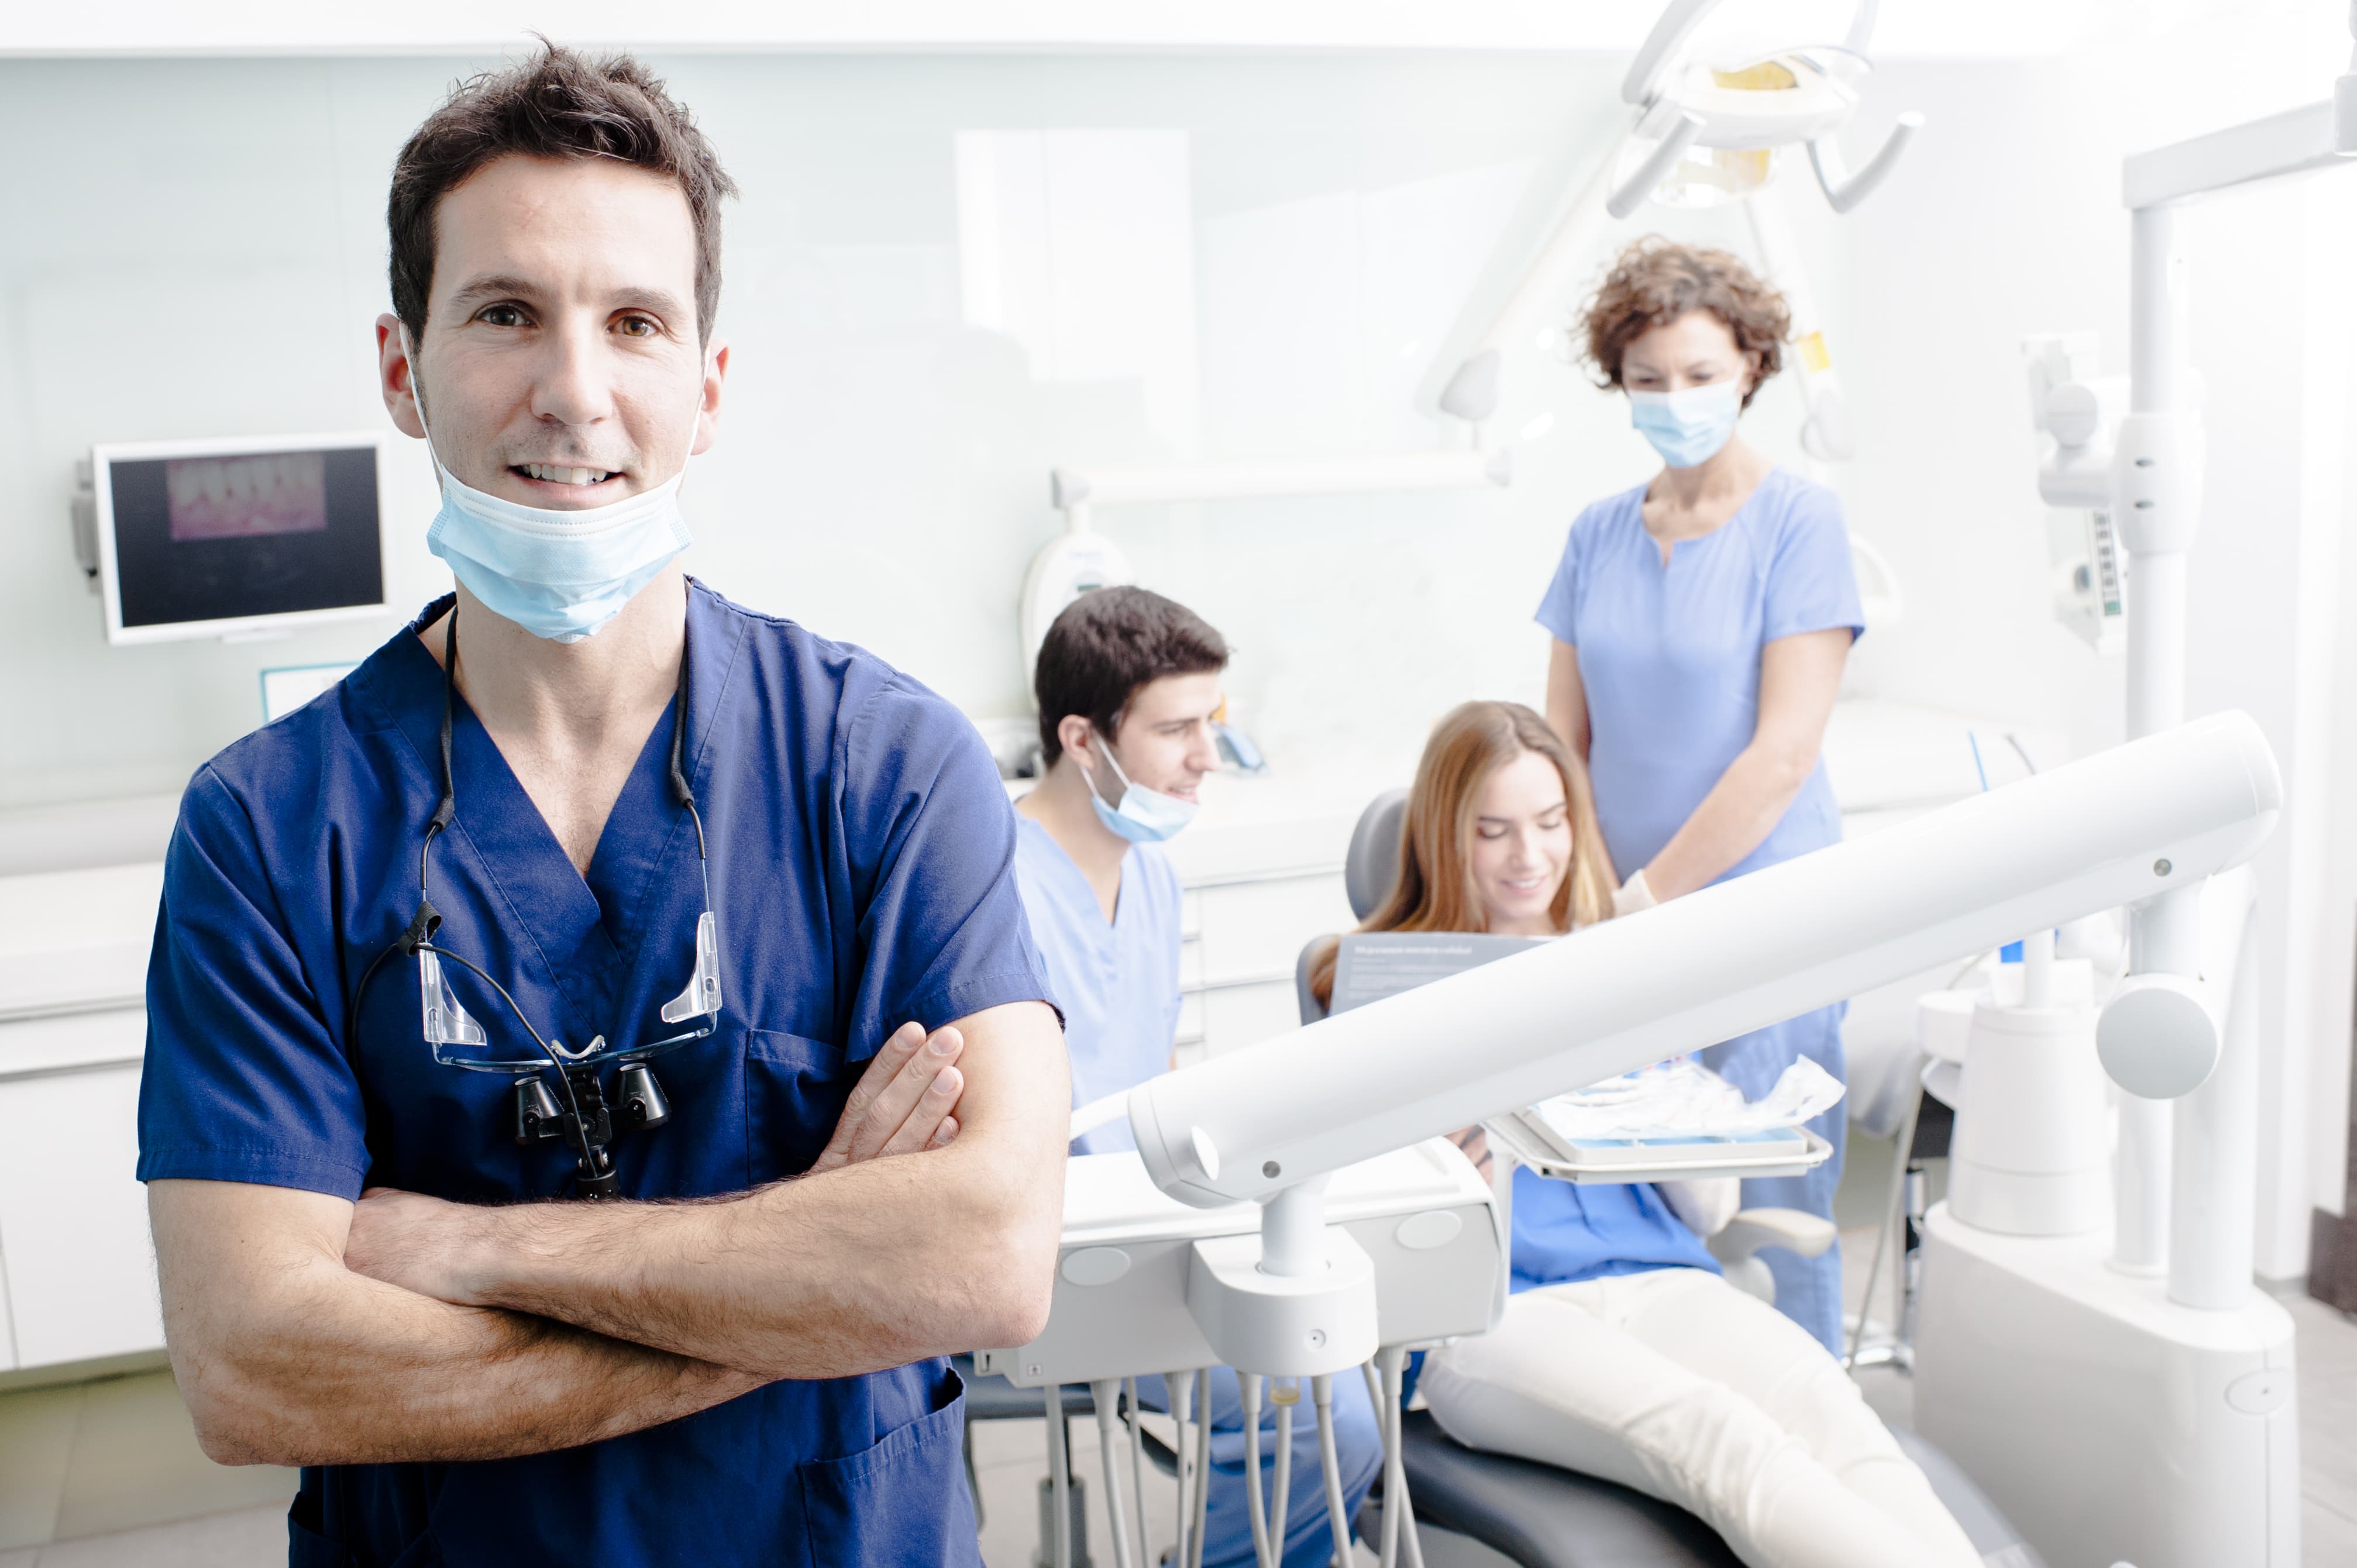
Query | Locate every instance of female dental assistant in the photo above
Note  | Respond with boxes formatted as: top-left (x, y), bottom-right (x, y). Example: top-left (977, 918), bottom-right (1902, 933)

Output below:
top-left (1537, 238), bottom-right (1862, 1351)
top-left (1011, 587), bottom-right (1381, 1568)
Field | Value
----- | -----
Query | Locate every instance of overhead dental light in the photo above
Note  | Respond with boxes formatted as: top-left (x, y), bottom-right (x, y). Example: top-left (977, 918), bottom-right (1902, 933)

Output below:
top-left (1423, 0), bottom-right (1923, 430)
top-left (1611, 0), bottom-right (1921, 218)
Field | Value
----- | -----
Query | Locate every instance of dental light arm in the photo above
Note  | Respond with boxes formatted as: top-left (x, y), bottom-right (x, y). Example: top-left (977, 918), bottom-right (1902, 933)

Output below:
top-left (1126, 713), bottom-right (2279, 1209)
top-left (1808, 111), bottom-right (1924, 214)
top-left (1420, 0), bottom-right (1916, 426)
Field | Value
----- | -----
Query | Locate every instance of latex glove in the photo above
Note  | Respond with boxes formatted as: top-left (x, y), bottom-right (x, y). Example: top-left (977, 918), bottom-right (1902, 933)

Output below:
top-left (1611, 868), bottom-right (1658, 919)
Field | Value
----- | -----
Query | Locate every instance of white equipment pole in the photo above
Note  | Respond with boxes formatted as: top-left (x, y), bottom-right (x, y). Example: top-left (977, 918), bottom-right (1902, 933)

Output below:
top-left (2111, 199), bottom-right (2197, 1275)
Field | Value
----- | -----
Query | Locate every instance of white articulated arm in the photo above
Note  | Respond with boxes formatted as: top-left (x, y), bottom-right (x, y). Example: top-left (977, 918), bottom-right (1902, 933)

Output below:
top-left (1606, 112), bottom-right (1708, 219)
top-left (1808, 112), bottom-right (1924, 214)
top-left (1127, 714), bottom-right (2279, 1209)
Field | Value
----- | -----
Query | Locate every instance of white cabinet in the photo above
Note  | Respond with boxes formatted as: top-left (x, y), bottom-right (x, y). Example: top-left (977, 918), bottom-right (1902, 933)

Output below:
top-left (0, 861), bottom-right (167, 1376)
top-left (1196, 874), bottom-right (1350, 985)
top-left (1176, 869), bottom-right (1354, 1060)
top-left (1200, 980), bottom-right (1306, 1056)
top-left (0, 1019), bottom-right (160, 1371)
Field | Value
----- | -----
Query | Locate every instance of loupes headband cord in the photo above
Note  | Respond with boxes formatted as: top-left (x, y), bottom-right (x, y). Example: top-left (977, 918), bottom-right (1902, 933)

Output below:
top-left (342, 604), bottom-right (712, 1195)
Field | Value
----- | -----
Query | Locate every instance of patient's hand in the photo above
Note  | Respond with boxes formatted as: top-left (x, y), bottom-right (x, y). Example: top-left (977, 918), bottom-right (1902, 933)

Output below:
top-left (1449, 1125), bottom-right (1493, 1180)
top-left (809, 1021), bottom-right (966, 1175)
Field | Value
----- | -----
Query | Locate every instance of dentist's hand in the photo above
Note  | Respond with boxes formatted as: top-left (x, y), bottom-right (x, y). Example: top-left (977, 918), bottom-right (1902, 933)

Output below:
top-left (808, 1020), bottom-right (966, 1175)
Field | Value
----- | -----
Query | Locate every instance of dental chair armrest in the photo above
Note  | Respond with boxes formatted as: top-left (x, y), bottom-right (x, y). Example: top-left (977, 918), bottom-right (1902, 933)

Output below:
top-left (1707, 1208), bottom-right (1838, 1264)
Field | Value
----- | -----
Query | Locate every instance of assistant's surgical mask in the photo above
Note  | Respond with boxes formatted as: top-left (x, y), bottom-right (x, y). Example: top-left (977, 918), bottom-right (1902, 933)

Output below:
top-left (404, 328), bottom-right (703, 643)
top-left (1083, 733), bottom-right (1200, 843)
top-left (1629, 380), bottom-right (1742, 469)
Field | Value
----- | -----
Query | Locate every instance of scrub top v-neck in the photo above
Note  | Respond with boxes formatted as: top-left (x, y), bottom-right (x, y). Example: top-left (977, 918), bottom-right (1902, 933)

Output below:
top-left (1010, 815), bottom-right (1182, 1156)
top-left (138, 580), bottom-right (1054, 1567)
top-left (1533, 466), bottom-right (1863, 886)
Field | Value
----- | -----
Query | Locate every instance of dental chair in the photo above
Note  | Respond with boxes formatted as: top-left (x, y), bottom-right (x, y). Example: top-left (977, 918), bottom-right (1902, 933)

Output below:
top-left (1303, 789), bottom-right (2043, 1568)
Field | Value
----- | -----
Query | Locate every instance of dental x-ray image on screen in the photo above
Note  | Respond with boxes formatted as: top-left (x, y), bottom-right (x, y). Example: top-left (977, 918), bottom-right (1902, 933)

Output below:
top-left (90, 432), bottom-right (390, 644)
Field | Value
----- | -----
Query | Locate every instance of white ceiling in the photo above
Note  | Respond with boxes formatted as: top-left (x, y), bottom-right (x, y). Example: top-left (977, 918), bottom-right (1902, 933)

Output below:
top-left (0, 0), bottom-right (2286, 61)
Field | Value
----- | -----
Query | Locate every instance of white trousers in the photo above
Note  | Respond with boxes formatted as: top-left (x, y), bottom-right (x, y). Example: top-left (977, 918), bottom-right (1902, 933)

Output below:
top-left (1419, 1267), bottom-right (1983, 1568)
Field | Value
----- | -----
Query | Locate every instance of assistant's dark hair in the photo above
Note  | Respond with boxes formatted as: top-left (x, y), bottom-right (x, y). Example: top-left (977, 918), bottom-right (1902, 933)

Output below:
top-left (1581, 237), bottom-right (1790, 410)
top-left (388, 42), bottom-right (738, 345)
top-left (1034, 588), bottom-right (1230, 766)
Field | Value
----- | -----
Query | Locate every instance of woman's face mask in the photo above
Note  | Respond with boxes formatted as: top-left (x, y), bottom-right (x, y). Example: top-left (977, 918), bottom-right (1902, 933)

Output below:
top-left (1618, 309), bottom-right (1751, 470)
top-left (1629, 380), bottom-right (1743, 469)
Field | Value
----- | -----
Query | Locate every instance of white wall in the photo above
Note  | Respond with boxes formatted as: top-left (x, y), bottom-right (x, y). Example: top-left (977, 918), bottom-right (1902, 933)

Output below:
top-left (0, 49), bottom-right (1824, 811)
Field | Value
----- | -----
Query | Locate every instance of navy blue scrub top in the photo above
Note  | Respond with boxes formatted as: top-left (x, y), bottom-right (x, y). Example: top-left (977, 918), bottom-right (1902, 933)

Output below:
top-left (137, 582), bottom-right (1054, 1568)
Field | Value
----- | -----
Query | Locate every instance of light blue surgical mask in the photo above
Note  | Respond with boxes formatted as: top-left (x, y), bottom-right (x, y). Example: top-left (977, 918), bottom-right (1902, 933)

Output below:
top-left (1083, 734), bottom-right (1200, 843)
top-left (1629, 380), bottom-right (1742, 469)
top-left (405, 329), bottom-right (701, 643)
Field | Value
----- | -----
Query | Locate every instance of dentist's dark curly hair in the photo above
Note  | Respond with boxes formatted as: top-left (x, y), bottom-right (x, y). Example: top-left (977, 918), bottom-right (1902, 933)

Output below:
top-left (388, 40), bottom-right (738, 347)
top-left (1580, 237), bottom-right (1790, 410)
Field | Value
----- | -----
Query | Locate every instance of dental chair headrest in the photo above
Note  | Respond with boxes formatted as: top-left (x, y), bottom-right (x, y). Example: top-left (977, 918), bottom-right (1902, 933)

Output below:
top-left (1345, 788), bottom-right (1410, 921)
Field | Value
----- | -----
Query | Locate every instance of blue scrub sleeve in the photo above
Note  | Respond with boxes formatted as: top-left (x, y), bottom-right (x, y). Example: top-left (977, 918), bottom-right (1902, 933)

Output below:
top-left (137, 766), bottom-right (370, 1198)
top-left (836, 677), bottom-right (1055, 1058)
top-left (1532, 505), bottom-right (1595, 645)
top-left (1761, 490), bottom-right (1866, 646)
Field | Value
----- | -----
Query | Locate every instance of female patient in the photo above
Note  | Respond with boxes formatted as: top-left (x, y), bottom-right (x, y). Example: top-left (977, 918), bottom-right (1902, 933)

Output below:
top-left (1310, 701), bottom-right (1978, 1568)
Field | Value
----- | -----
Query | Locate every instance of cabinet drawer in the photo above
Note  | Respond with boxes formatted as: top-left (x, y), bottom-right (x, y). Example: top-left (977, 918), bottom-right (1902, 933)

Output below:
top-left (1202, 981), bottom-right (1305, 1057)
top-left (0, 1060), bottom-right (164, 1370)
top-left (1195, 874), bottom-right (1351, 984)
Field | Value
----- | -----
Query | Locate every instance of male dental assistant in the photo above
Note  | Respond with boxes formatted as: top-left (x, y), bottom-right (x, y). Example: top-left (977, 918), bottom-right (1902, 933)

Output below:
top-left (1011, 588), bottom-right (1381, 1568)
top-left (136, 46), bottom-right (1067, 1567)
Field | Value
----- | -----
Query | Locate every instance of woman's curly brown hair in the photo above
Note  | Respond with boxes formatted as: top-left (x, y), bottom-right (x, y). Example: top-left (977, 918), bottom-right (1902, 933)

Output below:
top-left (1580, 237), bottom-right (1790, 410)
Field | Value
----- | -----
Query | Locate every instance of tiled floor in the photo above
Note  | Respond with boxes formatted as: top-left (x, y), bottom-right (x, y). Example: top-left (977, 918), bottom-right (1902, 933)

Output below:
top-left (0, 1367), bottom-right (293, 1563)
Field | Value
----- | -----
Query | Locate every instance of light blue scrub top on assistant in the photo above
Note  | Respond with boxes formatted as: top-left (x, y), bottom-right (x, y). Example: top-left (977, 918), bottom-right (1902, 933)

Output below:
top-left (137, 582), bottom-right (1053, 1568)
top-left (1534, 465), bottom-right (1864, 1348)
top-left (1012, 816), bottom-right (1182, 1155)
top-left (1533, 465), bottom-right (1862, 885)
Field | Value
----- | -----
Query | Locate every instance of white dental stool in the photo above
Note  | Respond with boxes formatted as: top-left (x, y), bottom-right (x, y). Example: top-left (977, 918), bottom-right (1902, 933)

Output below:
top-left (1296, 790), bottom-right (2042, 1568)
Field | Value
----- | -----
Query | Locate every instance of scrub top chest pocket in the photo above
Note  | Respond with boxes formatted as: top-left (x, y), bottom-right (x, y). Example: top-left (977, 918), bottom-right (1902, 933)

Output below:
top-left (744, 1028), bottom-right (863, 1188)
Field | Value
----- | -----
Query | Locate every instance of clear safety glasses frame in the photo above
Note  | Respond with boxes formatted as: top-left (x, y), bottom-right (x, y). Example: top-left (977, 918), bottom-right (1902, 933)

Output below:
top-left (418, 891), bottom-right (724, 1074)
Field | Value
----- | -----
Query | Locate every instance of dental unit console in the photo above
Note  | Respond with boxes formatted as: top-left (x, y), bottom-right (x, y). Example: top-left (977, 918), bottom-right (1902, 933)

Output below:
top-left (982, 711), bottom-right (2280, 1568)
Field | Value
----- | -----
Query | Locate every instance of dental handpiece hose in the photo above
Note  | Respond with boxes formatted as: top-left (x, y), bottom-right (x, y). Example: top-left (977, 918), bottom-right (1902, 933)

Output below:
top-left (1313, 1374), bottom-right (1351, 1568)
top-left (1047, 1384), bottom-right (1073, 1568)
top-left (1169, 1370), bottom-right (1193, 1568)
top-left (1091, 1379), bottom-right (1136, 1568)
top-left (1123, 1377), bottom-right (1150, 1568)
top-left (1377, 1348), bottom-right (1426, 1568)
top-left (1240, 1372), bottom-right (1275, 1568)
top-left (1190, 1369), bottom-right (1214, 1568)
top-left (1271, 1381), bottom-right (1296, 1550)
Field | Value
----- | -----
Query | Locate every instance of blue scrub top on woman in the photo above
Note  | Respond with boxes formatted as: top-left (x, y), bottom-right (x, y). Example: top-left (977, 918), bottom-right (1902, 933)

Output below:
top-left (1534, 466), bottom-right (1863, 1350)
top-left (137, 582), bottom-right (1054, 1568)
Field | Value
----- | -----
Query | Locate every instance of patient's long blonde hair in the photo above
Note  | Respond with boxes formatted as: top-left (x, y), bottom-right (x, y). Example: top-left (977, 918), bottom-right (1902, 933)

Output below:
top-left (1311, 701), bottom-right (1618, 1008)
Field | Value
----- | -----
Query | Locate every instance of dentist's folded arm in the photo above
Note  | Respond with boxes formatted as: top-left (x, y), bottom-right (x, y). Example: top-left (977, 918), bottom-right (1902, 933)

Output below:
top-left (343, 1002), bottom-right (1069, 1379)
top-left (152, 1015), bottom-right (1004, 1466)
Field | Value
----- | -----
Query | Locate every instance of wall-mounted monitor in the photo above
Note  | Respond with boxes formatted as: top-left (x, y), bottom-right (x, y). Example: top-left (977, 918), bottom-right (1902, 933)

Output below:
top-left (78, 432), bottom-right (393, 645)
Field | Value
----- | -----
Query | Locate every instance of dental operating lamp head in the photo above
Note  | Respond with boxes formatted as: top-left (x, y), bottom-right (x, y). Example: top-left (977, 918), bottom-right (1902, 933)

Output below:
top-left (1123, 712), bottom-right (2280, 1209)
